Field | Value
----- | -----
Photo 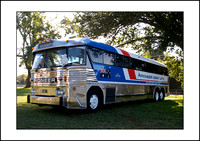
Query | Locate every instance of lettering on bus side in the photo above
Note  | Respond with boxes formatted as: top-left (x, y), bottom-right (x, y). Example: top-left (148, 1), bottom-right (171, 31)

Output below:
top-left (137, 72), bottom-right (166, 81)
top-left (138, 73), bottom-right (153, 79)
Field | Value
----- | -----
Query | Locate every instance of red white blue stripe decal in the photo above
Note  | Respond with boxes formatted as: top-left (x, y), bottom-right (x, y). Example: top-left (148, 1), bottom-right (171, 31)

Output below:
top-left (116, 48), bottom-right (169, 84)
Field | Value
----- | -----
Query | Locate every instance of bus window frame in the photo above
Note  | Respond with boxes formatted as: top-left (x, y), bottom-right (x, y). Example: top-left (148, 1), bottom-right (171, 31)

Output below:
top-left (86, 46), bottom-right (168, 76)
top-left (67, 46), bottom-right (87, 66)
top-left (32, 46), bottom-right (87, 69)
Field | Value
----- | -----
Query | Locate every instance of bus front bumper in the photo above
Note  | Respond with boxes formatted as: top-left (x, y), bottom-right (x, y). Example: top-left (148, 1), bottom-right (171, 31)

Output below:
top-left (27, 95), bottom-right (67, 106)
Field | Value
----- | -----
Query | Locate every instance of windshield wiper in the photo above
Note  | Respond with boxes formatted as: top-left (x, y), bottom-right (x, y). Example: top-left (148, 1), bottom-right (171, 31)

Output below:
top-left (34, 56), bottom-right (54, 72)
top-left (62, 63), bottom-right (73, 68)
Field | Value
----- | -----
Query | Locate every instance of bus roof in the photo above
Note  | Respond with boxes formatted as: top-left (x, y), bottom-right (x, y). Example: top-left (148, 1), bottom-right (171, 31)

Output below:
top-left (33, 38), bottom-right (167, 68)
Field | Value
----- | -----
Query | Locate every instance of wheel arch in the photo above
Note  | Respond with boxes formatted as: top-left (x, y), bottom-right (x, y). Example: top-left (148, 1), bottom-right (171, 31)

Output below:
top-left (87, 86), bottom-right (104, 105)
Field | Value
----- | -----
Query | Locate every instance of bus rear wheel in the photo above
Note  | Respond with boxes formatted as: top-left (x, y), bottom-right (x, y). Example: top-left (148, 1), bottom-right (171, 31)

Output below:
top-left (159, 90), bottom-right (165, 101)
top-left (87, 90), bottom-right (101, 112)
top-left (154, 90), bottom-right (160, 101)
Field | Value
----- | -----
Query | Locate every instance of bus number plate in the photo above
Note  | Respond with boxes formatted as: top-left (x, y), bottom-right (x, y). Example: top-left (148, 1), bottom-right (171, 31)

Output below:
top-left (42, 89), bottom-right (48, 93)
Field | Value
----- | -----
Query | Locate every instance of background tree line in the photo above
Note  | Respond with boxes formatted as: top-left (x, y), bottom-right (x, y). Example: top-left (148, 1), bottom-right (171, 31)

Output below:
top-left (17, 12), bottom-right (183, 90)
top-left (17, 74), bottom-right (28, 84)
top-left (17, 12), bottom-right (61, 87)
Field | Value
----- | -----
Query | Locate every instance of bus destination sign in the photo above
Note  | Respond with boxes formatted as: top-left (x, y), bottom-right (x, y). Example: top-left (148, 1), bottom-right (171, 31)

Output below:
top-left (38, 42), bottom-right (53, 49)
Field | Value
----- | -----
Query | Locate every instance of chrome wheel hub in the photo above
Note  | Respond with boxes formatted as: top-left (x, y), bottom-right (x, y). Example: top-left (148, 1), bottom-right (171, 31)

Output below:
top-left (89, 94), bottom-right (99, 109)
top-left (160, 92), bottom-right (164, 100)
top-left (155, 92), bottom-right (159, 101)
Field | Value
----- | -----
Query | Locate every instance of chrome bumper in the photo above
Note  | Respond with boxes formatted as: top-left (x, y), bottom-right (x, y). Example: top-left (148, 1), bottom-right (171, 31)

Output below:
top-left (28, 95), bottom-right (66, 106)
top-left (27, 95), bottom-right (86, 109)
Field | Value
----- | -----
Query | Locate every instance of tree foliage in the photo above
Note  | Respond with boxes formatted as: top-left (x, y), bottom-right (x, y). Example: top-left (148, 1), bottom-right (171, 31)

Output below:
top-left (63, 12), bottom-right (183, 53)
top-left (157, 53), bottom-right (183, 90)
top-left (17, 12), bottom-right (61, 88)
top-left (61, 12), bottom-right (184, 89)
top-left (17, 74), bottom-right (28, 84)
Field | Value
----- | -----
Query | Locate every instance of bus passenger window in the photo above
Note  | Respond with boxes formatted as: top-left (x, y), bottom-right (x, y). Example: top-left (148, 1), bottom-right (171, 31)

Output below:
top-left (68, 47), bottom-right (85, 65)
top-left (165, 68), bottom-right (168, 75)
top-left (88, 47), bottom-right (103, 64)
top-left (130, 58), bottom-right (137, 70)
top-left (104, 51), bottom-right (115, 65)
top-left (115, 54), bottom-right (123, 67)
top-left (115, 54), bottom-right (130, 68)
top-left (123, 56), bottom-right (130, 68)
top-left (141, 61), bottom-right (146, 71)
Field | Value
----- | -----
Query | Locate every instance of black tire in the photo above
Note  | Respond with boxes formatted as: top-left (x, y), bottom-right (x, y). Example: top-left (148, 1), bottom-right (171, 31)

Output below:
top-left (87, 89), bottom-right (101, 112)
top-left (154, 89), bottom-right (160, 102)
top-left (38, 104), bottom-right (45, 106)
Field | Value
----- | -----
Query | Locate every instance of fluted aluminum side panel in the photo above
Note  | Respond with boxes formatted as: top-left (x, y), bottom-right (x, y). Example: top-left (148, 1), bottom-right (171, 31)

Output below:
top-left (68, 69), bottom-right (87, 86)
top-left (66, 67), bottom-right (97, 108)
top-left (67, 67), bottom-right (97, 86)
top-left (86, 69), bottom-right (98, 82)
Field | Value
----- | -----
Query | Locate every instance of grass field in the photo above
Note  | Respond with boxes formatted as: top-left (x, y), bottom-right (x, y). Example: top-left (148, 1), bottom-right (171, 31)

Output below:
top-left (17, 87), bottom-right (183, 129)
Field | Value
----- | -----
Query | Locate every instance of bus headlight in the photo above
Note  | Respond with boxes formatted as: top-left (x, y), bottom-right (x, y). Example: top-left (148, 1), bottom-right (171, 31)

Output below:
top-left (56, 88), bottom-right (65, 96)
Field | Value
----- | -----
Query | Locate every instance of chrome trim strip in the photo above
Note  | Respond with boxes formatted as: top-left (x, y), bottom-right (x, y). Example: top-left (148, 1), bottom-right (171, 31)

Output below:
top-left (98, 81), bottom-right (169, 86)
top-left (115, 93), bottom-right (147, 97)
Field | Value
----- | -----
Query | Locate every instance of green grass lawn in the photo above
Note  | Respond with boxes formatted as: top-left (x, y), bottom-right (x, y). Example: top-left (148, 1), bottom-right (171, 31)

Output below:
top-left (17, 87), bottom-right (183, 129)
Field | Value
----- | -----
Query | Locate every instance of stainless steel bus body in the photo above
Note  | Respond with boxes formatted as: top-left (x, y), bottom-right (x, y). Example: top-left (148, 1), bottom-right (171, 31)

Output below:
top-left (28, 38), bottom-right (169, 111)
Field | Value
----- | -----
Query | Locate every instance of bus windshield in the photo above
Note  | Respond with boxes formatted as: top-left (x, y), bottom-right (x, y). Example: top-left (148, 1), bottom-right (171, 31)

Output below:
top-left (32, 46), bottom-right (86, 69)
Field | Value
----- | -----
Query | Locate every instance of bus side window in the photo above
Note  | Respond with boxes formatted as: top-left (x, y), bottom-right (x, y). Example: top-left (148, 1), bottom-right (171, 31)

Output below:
top-left (115, 54), bottom-right (130, 68)
top-left (165, 68), bottom-right (168, 76)
top-left (136, 60), bottom-right (142, 71)
top-left (88, 47), bottom-right (103, 64)
top-left (115, 54), bottom-right (123, 67)
top-left (104, 51), bottom-right (115, 65)
top-left (141, 61), bottom-right (146, 71)
top-left (130, 58), bottom-right (137, 70)
top-left (123, 56), bottom-right (130, 68)
top-left (152, 64), bottom-right (157, 74)
top-left (146, 62), bottom-right (152, 73)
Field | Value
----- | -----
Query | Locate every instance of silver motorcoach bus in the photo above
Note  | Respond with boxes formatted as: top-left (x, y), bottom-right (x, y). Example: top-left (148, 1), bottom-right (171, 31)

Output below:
top-left (27, 38), bottom-right (169, 112)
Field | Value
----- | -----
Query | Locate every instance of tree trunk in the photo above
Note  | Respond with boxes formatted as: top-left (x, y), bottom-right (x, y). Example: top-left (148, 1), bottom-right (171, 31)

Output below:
top-left (24, 68), bottom-right (31, 88)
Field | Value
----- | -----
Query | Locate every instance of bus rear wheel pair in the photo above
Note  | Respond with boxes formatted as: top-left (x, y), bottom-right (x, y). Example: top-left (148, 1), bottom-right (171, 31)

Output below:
top-left (154, 89), bottom-right (165, 101)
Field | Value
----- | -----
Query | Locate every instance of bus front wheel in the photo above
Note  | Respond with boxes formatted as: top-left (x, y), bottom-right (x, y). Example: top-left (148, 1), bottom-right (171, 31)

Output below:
top-left (87, 89), bottom-right (101, 112)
